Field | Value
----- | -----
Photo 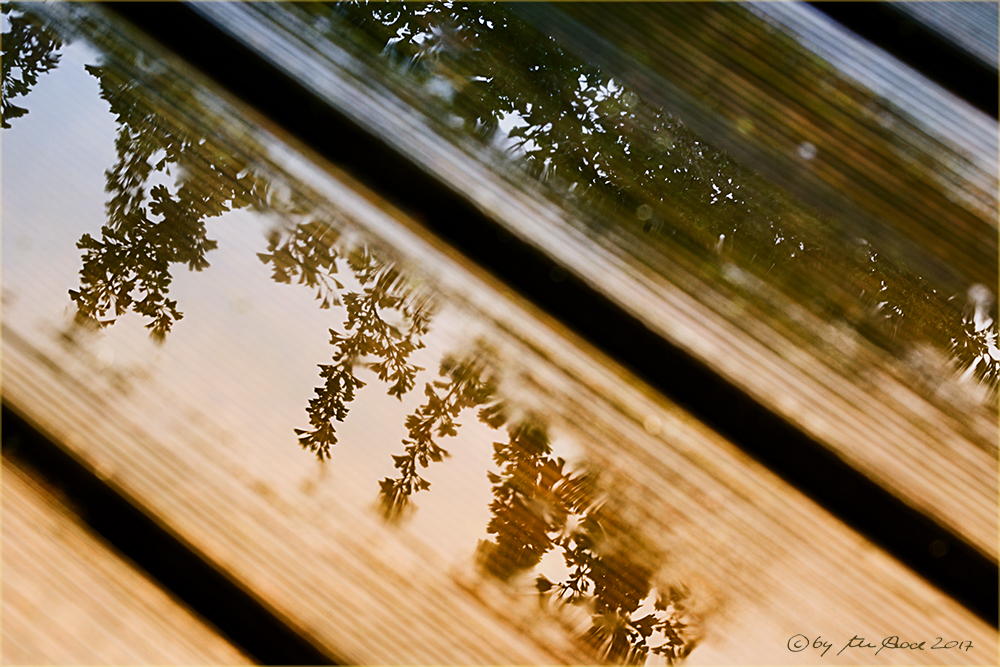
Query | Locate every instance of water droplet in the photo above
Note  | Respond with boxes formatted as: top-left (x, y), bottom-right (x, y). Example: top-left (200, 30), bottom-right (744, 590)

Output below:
top-left (797, 141), bottom-right (817, 160)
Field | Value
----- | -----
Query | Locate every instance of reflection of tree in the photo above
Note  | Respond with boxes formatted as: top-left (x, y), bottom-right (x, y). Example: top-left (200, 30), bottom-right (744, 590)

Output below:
top-left (217, 194), bottom-right (699, 663)
top-left (58, 1), bottom-right (999, 399)
top-left (366, 342), bottom-right (699, 662)
top-left (318, 1), bottom-right (804, 282)
top-left (477, 417), bottom-right (696, 664)
top-left (62, 34), bottom-right (438, 459)
top-left (262, 239), bottom-right (435, 460)
top-left (378, 349), bottom-right (503, 519)
top-left (1, 3), bottom-right (63, 129)
top-left (70, 62), bottom-right (266, 339)
top-left (37, 9), bottom-right (699, 660)
top-left (304, 2), bottom-right (998, 395)
top-left (367, 340), bottom-right (698, 663)
top-left (479, 419), bottom-right (590, 579)
top-left (258, 216), bottom-right (344, 310)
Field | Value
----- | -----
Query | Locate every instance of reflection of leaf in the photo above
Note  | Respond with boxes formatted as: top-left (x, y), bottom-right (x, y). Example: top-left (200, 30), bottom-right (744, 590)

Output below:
top-left (1, 4), bottom-right (63, 129)
top-left (379, 347), bottom-right (499, 519)
top-left (290, 245), bottom-right (436, 459)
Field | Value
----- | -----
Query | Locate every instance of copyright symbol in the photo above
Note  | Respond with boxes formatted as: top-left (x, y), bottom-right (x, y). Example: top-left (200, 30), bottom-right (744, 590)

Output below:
top-left (788, 634), bottom-right (809, 652)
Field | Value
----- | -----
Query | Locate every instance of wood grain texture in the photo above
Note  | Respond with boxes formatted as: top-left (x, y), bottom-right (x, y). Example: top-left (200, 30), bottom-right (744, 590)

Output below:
top-left (2, 5), bottom-right (996, 662)
top-left (1, 460), bottom-right (251, 665)
top-left (3, 294), bottom-right (996, 664)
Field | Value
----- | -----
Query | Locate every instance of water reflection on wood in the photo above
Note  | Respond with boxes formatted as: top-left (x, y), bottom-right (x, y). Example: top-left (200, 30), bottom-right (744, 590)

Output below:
top-left (292, 1), bottom-right (998, 394)
top-left (2, 2), bottom-right (996, 665)
top-left (4, 5), bottom-right (699, 661)
top-left (1, 4), bottom-right (62, 129)
top-left (60, 70), bottom-right (699, 656)
top-left (191, 0), bottom-right (997, 567)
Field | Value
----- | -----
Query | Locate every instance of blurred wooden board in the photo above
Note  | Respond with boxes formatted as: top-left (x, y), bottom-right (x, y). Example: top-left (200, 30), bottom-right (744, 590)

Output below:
top-left (1, 460), bottom-right (251, 665)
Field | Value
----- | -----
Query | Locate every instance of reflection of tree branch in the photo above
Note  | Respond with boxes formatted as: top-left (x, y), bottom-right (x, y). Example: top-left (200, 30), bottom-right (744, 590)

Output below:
top-left (258, 218), bottom-right (344, 309)
top-left (293, 246), bottom-right (435, 460)
top-left (58, 23), bottom-right (444, 451)
top-left (476, 416), bottom-right (696, 664)
top-left (379, 349), bottom-right (502, 520)
top-left (70, 63), bottom-right (265, 340)
top-left (71, 50), bottom-right (440, 456)
top-left (49, 23), bottom-right (699, 657)
top-left (308, 2), bottom-right (997, 395)
top-left (480, 419), bottom-right (585, 579)
top-left (541, 506), bottom-right (696, 665)
top-left (1, 4), bottom-right (63, 129)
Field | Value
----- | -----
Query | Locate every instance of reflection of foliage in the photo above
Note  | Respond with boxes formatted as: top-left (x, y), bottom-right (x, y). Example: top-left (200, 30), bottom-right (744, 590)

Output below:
top-left (952, 319), bottom-right (1000, 387)
top-left (69, 62), bottom-right (266, 339)
top-left (259, 216), bottom-right (344, 310)
top-left (478, 419), bottom-right (695, 664)
top-left (302, 1), bottom-right (997, 394)
top-left (315, 1), bottom-right (807, 288)
top-left (57, 15), bottom-right (439, 457)
top-left (281, 244), bottom-right (435, 460)
top-left (178, 176), bottom-right (701, 663)
top-left (25, 5), bottom-right (701, 659)
top-left (949, 285), bottom-right (1000, 388)
top-left (479, 419), bottom-right (590, 579)
top-left (371, 345), bottom-right (699, 662)
top-left (379, 348), bottom-right (502, 519)
top-left (1, 3), bottom-right (63, 129)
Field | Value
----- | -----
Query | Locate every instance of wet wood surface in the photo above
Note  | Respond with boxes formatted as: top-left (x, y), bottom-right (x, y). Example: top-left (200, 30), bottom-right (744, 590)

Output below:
top-left (3, 205), bottom-right (996, 664)
top-left (5, 288), bottom-right (997, 664)
top-left (527, 2), bottom-right (997, 291)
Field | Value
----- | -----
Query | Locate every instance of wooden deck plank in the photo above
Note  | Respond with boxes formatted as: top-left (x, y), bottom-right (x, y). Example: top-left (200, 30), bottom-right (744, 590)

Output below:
top-left (1, 460), bottom-right (251, 665)
top-left (3, 280), bottom-right (996, 664)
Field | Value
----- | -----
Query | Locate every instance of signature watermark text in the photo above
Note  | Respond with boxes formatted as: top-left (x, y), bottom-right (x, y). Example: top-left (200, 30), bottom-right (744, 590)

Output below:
top-left (788, 634), bottom-right (973, 658)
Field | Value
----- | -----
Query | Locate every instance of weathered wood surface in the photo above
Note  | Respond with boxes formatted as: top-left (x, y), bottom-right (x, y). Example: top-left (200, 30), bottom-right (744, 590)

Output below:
top-left (1, 460), bottom-right (251, 665)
